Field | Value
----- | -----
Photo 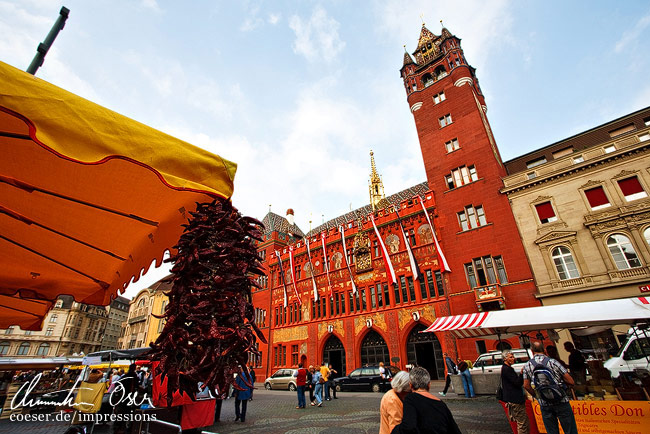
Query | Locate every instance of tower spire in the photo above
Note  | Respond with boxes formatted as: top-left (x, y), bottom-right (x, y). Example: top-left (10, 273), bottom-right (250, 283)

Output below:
top-left (369, 150), bottom-right (386, 211)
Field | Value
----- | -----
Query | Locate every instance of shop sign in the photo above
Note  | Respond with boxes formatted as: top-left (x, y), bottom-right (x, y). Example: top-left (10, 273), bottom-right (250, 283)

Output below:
top-left (639, 285), bottom-right (650, 293)
top-left (533, 400), bottom-right (650, 434)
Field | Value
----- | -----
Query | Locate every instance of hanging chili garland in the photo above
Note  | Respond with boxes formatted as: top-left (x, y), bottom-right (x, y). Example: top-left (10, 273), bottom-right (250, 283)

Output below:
top-left (147, 199), bottom-right (266, 403)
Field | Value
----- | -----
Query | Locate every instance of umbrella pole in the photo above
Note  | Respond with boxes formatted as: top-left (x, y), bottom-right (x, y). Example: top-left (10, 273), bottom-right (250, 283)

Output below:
top-left (27, 7), bottom-right (70, 75)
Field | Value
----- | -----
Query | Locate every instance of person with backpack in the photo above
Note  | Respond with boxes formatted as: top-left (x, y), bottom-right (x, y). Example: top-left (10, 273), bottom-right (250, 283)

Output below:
top-left (456, 357), bottom-right (475, 398)
top-left (501, 350), bottom-right (529, 434)
top-left (523, 342), bottom-right (577, 434)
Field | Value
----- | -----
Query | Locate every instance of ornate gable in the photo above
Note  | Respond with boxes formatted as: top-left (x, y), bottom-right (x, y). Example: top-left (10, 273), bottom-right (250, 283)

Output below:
top-left (534, 230), bottom-right (577, 245)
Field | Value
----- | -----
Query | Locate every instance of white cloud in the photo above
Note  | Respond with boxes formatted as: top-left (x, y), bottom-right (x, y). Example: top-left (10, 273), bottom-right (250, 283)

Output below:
top-left (268, 13), bottom-right (281, 25)
top-left (289, 6), bottom-right (345, 63)
top-left (141, 0), bottom-right (161, 13)
top-left (241, 5), bottom-right (264, 32)
top-left (615, 11), bottom-right (650, 53)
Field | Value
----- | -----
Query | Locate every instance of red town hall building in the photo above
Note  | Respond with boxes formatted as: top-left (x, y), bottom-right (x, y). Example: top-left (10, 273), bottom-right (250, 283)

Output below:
top-left (250, 24), bottom-right (540, 381)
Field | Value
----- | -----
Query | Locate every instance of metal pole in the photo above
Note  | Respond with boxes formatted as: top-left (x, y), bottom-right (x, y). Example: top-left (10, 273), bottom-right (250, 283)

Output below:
top-left (26, 6), bottom-right (70, 75)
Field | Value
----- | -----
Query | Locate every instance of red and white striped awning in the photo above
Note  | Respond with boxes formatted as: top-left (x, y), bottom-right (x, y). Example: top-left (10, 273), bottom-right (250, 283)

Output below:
top-left (423, 312), bottom-right (500, 338)
top-left (422, 297), bottom-right (650, 339)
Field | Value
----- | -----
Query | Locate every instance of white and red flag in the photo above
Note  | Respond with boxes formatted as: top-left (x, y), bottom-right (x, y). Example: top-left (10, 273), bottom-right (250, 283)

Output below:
top-left (369, 214), bottom-right (397, 285)
top-left (338, 225), bottom-right (357, 294)
top-left (418, 195), bottom-right (451, 272)
top-left (395, 208), bottom-right (421, 280)
top-left (274, 250), bottom-right (288, 308)
top-left (304, 237), bottom-right (319, 302)
top-left (320, 232), bottom-right (333, 298)
top-left (288, 246), bottom-right (302, 306)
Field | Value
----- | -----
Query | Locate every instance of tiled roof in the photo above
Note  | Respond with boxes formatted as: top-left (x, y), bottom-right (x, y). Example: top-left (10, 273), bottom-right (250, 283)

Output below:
top-left (261, 212), bottom-right (306, 238)
top-left (307, 181), bottom-right (429, 236)
top-left (403, 51), bottom-right (415, 67)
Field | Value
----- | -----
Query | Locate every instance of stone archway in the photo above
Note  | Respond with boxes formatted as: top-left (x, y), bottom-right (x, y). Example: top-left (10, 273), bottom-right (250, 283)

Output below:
top-left (360, 330), bottom-right (390, 367)
top-left (406, 323), bottom-right (444, 379)
top-left (323, 334), bottom-right (346, 376)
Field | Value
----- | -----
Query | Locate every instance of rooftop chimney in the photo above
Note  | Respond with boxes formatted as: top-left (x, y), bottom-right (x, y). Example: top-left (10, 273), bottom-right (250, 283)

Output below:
top-left (286, 208), bottom-right (295, 226)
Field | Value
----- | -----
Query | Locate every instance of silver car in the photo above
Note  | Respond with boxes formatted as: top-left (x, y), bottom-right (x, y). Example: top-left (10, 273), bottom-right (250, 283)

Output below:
top-left (264, 368), bottom-right (297, 391)
top-left (469, 348), bottom-right (532, 375)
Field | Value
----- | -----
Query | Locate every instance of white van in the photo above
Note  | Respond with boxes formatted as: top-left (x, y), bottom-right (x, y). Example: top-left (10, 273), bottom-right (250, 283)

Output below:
top-left (603, 327), bottom-right (650, 378)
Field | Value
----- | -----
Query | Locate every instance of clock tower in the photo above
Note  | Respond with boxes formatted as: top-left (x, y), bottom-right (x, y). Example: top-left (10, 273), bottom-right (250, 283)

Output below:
top-left (401, 23), bottom-right (539, 354)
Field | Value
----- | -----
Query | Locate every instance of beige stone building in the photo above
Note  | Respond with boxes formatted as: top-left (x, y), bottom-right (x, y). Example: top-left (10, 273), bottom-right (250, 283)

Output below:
top-left (100, 296), bottom-right (130, 351)
top-left (0, 295), bottom-right (108, 357)
top-left (118, 280), bottom-right (169, 350)
top-left (502, 107), bottom-right (650, 349)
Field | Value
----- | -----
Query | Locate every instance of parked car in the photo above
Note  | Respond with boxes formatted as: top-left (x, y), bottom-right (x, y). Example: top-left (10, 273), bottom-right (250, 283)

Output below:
top-left (469, 348), bottom-right (533, 376)
top-left (264, 368), bottom-right (297, 391)
top-left (334, 365), bottom-right (397, 393)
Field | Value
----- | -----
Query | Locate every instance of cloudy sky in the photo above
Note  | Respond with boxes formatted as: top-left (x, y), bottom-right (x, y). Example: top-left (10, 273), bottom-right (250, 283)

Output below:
top-left (2, 1), bottom-right (649, 298)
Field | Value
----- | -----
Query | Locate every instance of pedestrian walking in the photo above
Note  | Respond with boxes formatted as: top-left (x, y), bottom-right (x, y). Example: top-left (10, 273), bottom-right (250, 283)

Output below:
top-left (307, 365), bottom-right (315, 403)
top-left (380, 371), bottom-right (411, 434)
top-left (523, 341), bottom-right (577, 434)
top-left (457, 358), bottom-right (475, 398)
top-left (234, 369), bottom-right (253, 422)
top-left (439, 353), bottom-right (457, 396)
top-left (563, 342), bottom-right (586, 385)
top-left (501, 350), bottom-right (530, 434)
top-left (391, 366), bottom-right (462, 434)
top-left (320, 361), bottom-right (331, 400)
top-left (294, 363), bottom-right (307, 409)
top-left (311, 369), bottom-right (323, 407)
top-left (248, 363), bottom-right (257, 400)
top-left (328, 364), bottom-right (338, 399)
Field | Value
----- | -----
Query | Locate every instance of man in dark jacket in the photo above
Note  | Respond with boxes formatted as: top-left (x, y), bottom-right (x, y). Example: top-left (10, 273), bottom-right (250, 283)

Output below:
top-left (439, 353), bottom-right (457, 396)
top-left (501, 350), bottom-right (529, 434)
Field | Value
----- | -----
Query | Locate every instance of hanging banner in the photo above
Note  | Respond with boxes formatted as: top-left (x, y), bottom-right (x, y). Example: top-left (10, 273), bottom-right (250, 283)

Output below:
top-left (320, 232), bottom-right (333, 299)
top-left (418, 195), bottom-right (451, 272)
top-left (369, 214), bottom-right (397, 285)
top-left (274, 250), bottom-right (288, 308)
top-left (532, 400), bottom-right (650, 434)
top-left (304, 237), bottom-right (319, 302)
top-left (395, 208), bottom-right (421, 280)
top-left (338, 225), bottom-right (358, 294)
top-left (288, 246), bottom-right (302, 306)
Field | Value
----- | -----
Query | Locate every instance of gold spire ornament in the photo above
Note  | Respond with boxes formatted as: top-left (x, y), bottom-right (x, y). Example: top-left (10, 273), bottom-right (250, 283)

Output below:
top-left (369, 150), bottom-right (386, 211)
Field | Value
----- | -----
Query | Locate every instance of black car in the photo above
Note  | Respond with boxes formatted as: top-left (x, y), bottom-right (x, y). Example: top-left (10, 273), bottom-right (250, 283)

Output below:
top-left (334, 365), bottom-right (395, 393)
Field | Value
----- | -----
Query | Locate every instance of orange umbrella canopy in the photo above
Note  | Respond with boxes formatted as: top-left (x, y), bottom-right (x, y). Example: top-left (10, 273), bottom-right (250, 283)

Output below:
top-left (0, 61), bottom-right (237, 328)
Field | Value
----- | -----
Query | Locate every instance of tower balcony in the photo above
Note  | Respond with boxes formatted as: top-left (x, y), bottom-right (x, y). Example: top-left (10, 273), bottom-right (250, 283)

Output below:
top-left (474, 283), bottom-right (506, 312)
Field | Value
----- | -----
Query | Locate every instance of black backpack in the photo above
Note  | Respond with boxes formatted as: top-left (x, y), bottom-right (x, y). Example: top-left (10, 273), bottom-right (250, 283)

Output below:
top-left (531, 357), bottom-right (566, 403)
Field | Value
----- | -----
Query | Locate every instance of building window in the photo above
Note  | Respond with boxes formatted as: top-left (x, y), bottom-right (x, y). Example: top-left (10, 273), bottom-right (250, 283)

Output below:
top-left (638, 133), bottom-right (650, 142)
top-left (438, 114), bottom-right (452, 128)
top-left (584, 186), bottom-right (610, 210)
top-left (608, 124), bottom-right (635, 138)
top-left (535, 201), bottom-right (557, 224)
top-left (422, 74), bottom-right (433, 87)
top-left (37, 343), bottom-right (50, 356)
top-left (526, 157), bottom-right (547, 168)
top-left (407, 277), bottom-right (416, 302)
top-left (433, 91), bottom-right (446, 103)
top-left (527, 172), bottom-right (537, 180)
top-left (603, 145), bottom-right (616, 153)
top-left (458, 205), bottom-right (486, 231)
top-left (49, 314), bottom-right (58, 323)
top-left (434, 271), bottom-right (445, 296)
top-left (645, 227), bottom-right (650, 247)
top-left (445, 138), bottom-right (459, 153)
top-left (607, 234), bottom-right (642, 270)
top-left (617, 176), bottom-right (647, 201)
top-left (552, 147), bottom-right (573, 159)
top-left (572, 155), bottom-right (584, 164)
top-left (45, 327), bottom-right (54, 336)
top-left (465, 255), bottom-right (507, 289)
top-left (17, 343), bottom-right (30, 355)
top-left (291, 345), bottom-right (299, 366)
top-left (0, 342), bottom-right (8, 355)
top-left (400, 276), bottom-right (409, 303)
top-left (551, 246), bottom-right (580, 280)
top-left (446, 165), bottom-right (478, 189)
top-left (4, 327), bottom-right (14, 335)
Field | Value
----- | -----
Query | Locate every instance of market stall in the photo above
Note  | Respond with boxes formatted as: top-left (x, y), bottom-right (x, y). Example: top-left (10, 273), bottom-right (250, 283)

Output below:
top-left (424, 296), bottom-right (650, 434)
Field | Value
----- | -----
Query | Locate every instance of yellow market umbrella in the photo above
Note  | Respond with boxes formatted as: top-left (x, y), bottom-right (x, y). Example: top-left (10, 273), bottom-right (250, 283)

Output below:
top-left (0, 60), bottom-right (236, 320)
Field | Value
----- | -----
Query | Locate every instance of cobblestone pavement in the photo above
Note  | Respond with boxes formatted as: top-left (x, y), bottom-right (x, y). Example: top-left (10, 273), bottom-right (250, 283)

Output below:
top-left (0, 382), bottom-right (512, 433)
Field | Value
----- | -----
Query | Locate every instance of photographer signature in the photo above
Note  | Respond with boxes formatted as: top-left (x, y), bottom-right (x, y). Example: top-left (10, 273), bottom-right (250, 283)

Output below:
top-left (11, 372), bottom-right (152, 410)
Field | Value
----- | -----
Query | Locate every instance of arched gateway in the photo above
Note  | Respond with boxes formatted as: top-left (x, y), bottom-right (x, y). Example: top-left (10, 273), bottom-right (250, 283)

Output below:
top-left (406, 323), bottom-right (444, 379)
top-left (360, 330), bottom-right (390, 367)
top-left (323, 334), bottom-right (346, 376)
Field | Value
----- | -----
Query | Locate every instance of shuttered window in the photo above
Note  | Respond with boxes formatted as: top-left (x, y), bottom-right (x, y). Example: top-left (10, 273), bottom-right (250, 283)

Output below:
top-left (584, 186), bottom-right (610, 210)
top-left (618, 177), bottom-right (647, 201)
top-left (535, 201), bottom-right (557, 224)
